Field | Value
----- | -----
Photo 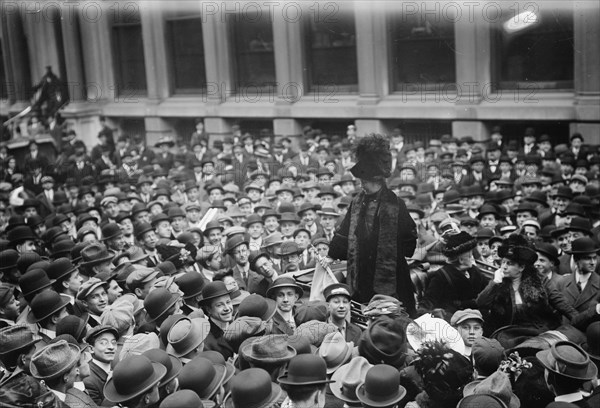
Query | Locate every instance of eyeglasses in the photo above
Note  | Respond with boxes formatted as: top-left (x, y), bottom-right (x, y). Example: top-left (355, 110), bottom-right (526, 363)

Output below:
top-left (96, 339), bottom-right (117, 348)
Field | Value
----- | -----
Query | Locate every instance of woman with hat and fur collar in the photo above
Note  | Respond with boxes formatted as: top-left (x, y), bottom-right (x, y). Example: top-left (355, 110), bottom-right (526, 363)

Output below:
top-left (420, 231), bottom-right (489, 318)
top-left (477, 234), bottom-right (579, 337)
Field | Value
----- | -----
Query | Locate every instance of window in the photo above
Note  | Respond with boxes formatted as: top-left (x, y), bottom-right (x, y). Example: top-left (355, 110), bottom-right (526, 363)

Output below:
top-left (492, 7), bottom-right (573, 90)
top-left (304, 4), bottom-right (358, 93)
top-left (389, 10), bottom-right (456, 91)
top-left (111, 9), bottom-right (147, 96)
top-left (166, 15), bottom-right (206, 93)
top-left (0, 42), bottom-right (7, 100)
top-left (231, 11), bottom-right (276, 92)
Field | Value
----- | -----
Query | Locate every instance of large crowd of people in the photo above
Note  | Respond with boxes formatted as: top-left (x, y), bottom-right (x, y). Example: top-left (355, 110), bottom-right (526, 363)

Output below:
top-left (0, 120), bottom-right (599, 408)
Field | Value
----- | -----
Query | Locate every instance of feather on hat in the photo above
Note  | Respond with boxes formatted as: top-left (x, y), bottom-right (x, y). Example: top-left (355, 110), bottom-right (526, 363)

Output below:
top-left (349, 134), bottom-right (392, 180)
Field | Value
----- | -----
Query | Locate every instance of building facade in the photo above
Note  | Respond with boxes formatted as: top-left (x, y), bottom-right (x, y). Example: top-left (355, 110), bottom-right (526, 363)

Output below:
top-left (1, 0), bottom-right (599, 148)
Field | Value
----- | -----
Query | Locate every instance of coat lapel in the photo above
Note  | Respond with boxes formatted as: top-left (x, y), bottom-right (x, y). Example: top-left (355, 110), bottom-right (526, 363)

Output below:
top-left (574, 273), bottom-right (600, 309)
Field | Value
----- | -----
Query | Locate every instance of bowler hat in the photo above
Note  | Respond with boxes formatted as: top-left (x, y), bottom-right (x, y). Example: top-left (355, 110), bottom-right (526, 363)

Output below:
top-left (103, 355), bottom-right (167, 403)
top-left (237, 294), bottom-right (277, 321)
top-left (536, 341), bottom-right (597, 381)
top-left (266, 276), bottom-right (304, 299)
top-left (143, 348), bottom-right (182, 387)
top-left (278, 212), bottom-right (300, 224)
top-left (241, 334), bottom-right (296, 365)
top-left (46, 257), bottom-right (78, 282)
top-left (80, 242), bottom-right (114, 267)
top-left (534, 242), bottom-right (560, 266)
top-left (203, 220), bottom-right (224, 236)
top-left (134, 222), bottom-right (153, 239)
top-left (0, 324), bottom-right (40, 355)
top-left (27, 290), bottom-right (70, 323)
top-left (277, 354), bottom-right (333, 386)
top-left (552, 186), bottom-right (574, 200)
top-left (330, 356), bottom-right (373, 404)
top-left (30, 339), bottom-right (80, 380)
top-left (151, 213), bottom-right (170, 227)
top-left (56, 315), bottom-right (89, 343)
top-left (50, 239), bottom-right (76, 259)
top-left (356, 364), bottom-right (407, 408)
top-left (101, 223), bottom-right (123, 241)
top-left (144, 288), bottom-right (181, 322)
top-left (583, 322), bottom-right (600, 366)
top-left (568, 217), bottom-right (592, 234)
top-left (19, 268), bottom-right (54, 298)
top-left (229, 368), bottom-right (282, 408)
top-left (175, 273), bottom-right (206, 300)
top-left (566, 237), bottom-right (600, 255)
top-left (178, 356), bottom-right (226, 399)
top-left (199, 281), bottom-right (231, 304)
top-left (7, 225), bottom-right (35, 245)
top-left (0, 249), bottom-right (19, 271)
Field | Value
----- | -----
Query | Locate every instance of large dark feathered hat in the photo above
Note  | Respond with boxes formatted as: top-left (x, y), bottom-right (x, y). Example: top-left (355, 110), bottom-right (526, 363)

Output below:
top-left (349, 134), bottom-right (392, 180)
top-left (442, 231), bottom-right (477, 258)
top-left (497, 233), bottom-right (538, 265)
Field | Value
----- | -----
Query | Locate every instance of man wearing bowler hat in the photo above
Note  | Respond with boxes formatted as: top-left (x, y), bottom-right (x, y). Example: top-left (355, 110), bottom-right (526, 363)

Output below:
top-left (225, 234), bottom-right (273, 296)
top-left (278, 354), bottom-right (332, 408)
top-left (27, 290), bottom-right (70, 346)
top-left (80, 242), bottom-right (115, 279)
top-left (556, 237), bottom-right (600, 329)
top-left (329, 134), bottom-right (417, 315)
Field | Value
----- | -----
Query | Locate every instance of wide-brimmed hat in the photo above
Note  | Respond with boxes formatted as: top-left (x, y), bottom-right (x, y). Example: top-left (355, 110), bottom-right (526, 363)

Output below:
top-left (278, 354), bottom-right (334, 386)
top-left (30, 339), bottom-right (80, 380)
top-left (166, 317), bottom-right (211, 358)
top-left (178, 356), bottom-right (227, 399)
top-left (497, 234), bottom-right (538, 265)
top-left (279, 241), bottom-right (302, 256)
top-left (536, 341), bottom-right (597, 381)
top-left (356, 364), bottom-right (407, 407)
top-left (266, 276), bottom-right (304, 299)
top-left (27, 290), bottom-right (70, 323)
top-left (103, 355), bottom-right (167, 403)
top-left (237, 294), bottom-right (277, 321)
top-left (228, 368), bottom-right (282, 408)
top-left (442, 231), bottom-right (477, 258)
top-left (566, 237), bottom-right (600, 255)
top-left (0, 324), bottom-right (40, 355)
top-left (330, 356), bottom-right (372, 404)
top-left (406, 314), bottom-right (465, 355)
top-left (463, 371), bottom-right (520, 408)
top-left (241, 335), bottom-right (296, 365)
top-left (318, 332), bottom-right (354, 374)
top-left (199, 281), bottom-right (231, 305)
top-left (80, 242), bottom-right (114, 267)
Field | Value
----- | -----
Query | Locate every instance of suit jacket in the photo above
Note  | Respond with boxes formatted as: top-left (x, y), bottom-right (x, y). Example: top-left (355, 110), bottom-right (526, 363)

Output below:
top-left (557, 272), bottom-right (600, 329)
top-left (345, 322), bottom-right (362, 344)
top-left (65, 387), bottom-right (100, 408)
top-left (83, 361), bottom-right (108, 406)
top-left (231, 265), bottom-right (270, 297)
top-left (271, 310), bottom-right (297, 336)
top-left (203, 319), bottom-right (234, 360)
top-left (36, 190), bottom-right (55, 218)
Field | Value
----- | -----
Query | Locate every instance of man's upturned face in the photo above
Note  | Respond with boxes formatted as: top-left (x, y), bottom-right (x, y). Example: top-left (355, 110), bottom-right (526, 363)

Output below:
top-left (232, 244), bottom-right (249, 266)
top-left (328, 295), bottom-right (350, 321)
top-left (275, 288), bottom-right (298, 313)
top-left (92, 332), bottom-right (117, 364)
top-left (456, 319), bottom-right (483, 347)
top-left (85, 286), bottom-right (108, 315)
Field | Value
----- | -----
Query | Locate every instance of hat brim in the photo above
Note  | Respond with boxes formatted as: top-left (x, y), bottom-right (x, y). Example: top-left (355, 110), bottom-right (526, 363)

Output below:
top-left (330, 359), bottom-right (372, 404)
top-left (536, 348), bottom-right (598, 381)
top-left (322, 343), bottom-right (354, 375)
top-left (146, 293), bottom-right (181, 323)
top-left (266, 282), bottom-right (304, 299)
top-left (80, 253), bottom-right (115, 268)
top-left (103, 362), bottom-right (167, 403)
top-left (242, 343), bottom-right (297, 365)
top-left (27, 296), bottom-right (70, 324)
top-left (0, 335), bottom-right (40, 356)
top-left (355, 383), bottom-right (406, 407)
top-left (159, 355), bottom-right (183, 387)
top-left (277, 373), bottom-right (334, 386)
top-left (199, 289), bottom-right (231, 305)
top-left (77, 281), bottom-right (110, 302)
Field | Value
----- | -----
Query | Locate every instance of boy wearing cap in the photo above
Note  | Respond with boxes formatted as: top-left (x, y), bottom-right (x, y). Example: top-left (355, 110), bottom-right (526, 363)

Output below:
top-left (450, 309), bottom-right (484, 357)
top-left (323, 283), bottom-right (362, 344)
top-left (77, 278), bottom-right (109, 327)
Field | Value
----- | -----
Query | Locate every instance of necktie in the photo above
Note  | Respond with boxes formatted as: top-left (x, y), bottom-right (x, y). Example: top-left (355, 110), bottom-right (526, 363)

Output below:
top-left (576, 281), bottom-right (582, 293)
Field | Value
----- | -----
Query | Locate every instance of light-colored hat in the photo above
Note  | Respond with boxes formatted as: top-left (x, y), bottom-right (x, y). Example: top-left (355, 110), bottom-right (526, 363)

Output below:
top-left (30, 340), bottom-right (80, 380)
top-left (318, 331), bottom-right (354, 374)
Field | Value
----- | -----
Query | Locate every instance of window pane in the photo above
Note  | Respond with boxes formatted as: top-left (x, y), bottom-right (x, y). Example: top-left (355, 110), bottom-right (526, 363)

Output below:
top-left (493, 8), bottom-right (573, 89)
top-left (232, 12), bottom-right (276, 90)
top-left (389, 12), bottom-right (456, 90)
top-left (0, 43), bottom-right (7, 99)
top-left (112, 22), bottom-right (147, 95)
top-left (167, 17), bottom-right (206, 92)
top-left (305, 5), bottom-right (357, 92)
